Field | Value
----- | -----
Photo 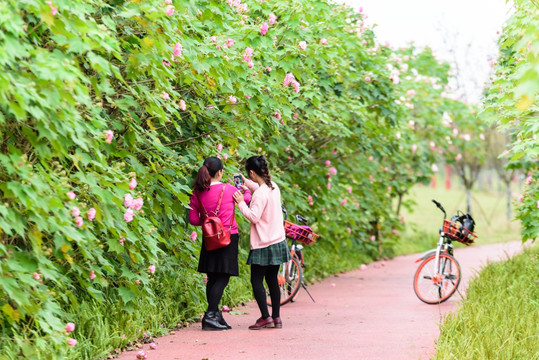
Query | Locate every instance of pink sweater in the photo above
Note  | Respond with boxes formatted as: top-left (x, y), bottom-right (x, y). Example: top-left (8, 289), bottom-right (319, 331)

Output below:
top-left (237, 179), bottom-right (286, 249)
top-left (189, 183), bottom-right (251, 234)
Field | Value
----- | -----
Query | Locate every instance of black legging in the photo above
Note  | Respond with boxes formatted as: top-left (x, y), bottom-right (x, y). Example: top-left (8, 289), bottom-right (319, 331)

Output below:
top-left (251, 264), bottom-right (281, 319)
top-left (206, 272), bottom-right (230, 312)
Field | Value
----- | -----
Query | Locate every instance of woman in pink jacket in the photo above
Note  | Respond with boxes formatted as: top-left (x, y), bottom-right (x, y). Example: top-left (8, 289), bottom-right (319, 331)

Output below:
top-left (233, 155), bottom-right (290, 330)
top-left (189, 156), bottom-right (251, 331)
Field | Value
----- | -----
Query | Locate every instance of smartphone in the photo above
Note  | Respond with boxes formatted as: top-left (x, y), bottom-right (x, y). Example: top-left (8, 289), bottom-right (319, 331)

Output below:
top-left (233, 175), bottom-right (243, 189)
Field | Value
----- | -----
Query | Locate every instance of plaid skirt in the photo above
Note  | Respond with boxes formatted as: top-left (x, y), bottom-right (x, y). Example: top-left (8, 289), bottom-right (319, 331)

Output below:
top-left (247, 240), bottom-right (291, 266)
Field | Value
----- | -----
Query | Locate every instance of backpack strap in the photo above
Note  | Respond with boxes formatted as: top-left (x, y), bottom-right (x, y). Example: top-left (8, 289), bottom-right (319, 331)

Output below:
top-left (194, 184), bottom-right (226, 218)
top-left (214, 184), bottom-right (226, 215)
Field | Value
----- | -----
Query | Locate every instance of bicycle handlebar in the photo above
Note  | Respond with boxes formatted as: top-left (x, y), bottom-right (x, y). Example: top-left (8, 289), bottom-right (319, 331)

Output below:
top-left (432, 199), bottom-right (447, 218)
top-left (296, 215), bottom-right (308, 224)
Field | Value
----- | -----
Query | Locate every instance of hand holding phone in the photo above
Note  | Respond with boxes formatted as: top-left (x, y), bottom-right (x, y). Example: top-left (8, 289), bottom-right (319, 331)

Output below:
top-left (233, 174), bottom-right (243, 189)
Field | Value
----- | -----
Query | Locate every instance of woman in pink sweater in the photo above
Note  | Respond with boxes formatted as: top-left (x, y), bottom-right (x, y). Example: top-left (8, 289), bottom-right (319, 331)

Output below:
top-left (189, 156), bottom-right (251, 331)
top-left (233, 155), bottom-right (290, 330)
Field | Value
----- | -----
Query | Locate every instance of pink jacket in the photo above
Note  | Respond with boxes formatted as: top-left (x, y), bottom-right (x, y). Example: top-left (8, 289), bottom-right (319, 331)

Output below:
top-left (189, 183), bottom-right (251, 234)
top-left (237, 179), bottom-right (286, 249)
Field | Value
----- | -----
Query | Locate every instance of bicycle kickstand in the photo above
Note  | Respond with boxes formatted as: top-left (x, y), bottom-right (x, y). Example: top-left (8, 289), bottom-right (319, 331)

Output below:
top-left (302, 283), bottom-right (316, 303)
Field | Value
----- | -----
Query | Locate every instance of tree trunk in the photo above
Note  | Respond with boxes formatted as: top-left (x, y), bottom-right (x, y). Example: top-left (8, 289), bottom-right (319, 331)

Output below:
top-left (505, 179), bottom-right (512, 221)
top-left (466, 187), bottom-right (472, 215)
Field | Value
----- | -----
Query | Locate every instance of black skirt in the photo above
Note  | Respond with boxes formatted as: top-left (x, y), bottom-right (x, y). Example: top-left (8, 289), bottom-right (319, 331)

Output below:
top-left (197, 233), bottom-right (239, 276)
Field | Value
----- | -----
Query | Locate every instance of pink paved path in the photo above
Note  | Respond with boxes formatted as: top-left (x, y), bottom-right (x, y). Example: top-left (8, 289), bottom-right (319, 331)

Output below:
top-left (117, 241), bottom-right (526, 360)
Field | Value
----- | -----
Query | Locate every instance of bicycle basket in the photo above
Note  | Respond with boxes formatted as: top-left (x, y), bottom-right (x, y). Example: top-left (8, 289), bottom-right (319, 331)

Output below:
top-left (284, 220), bottom-right (319, 245)
top-left (442, 219), bottom-right (477, 246)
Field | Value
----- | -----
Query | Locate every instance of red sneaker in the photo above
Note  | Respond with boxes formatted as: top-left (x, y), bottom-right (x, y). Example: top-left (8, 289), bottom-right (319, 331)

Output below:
top-left (248, 317), bottom-right (274, 330)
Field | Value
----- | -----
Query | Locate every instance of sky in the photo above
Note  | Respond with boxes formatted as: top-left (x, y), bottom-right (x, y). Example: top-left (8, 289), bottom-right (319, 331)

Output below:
top-left (338, 0), bottom-right (513, 103)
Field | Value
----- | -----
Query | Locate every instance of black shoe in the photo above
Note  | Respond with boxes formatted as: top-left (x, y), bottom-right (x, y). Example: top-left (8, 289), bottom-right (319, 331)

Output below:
top-left (216, 311), bottom-right (232, 329)
top-left (202, 311), bottom-right (228, 331)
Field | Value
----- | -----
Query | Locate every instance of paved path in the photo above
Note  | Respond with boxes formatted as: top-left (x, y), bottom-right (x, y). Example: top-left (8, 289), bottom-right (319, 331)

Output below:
top-left (117, 241), bottom-right (526, 360)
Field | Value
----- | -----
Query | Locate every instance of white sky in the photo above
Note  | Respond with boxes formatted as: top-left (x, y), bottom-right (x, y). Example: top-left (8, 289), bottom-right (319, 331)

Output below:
top-left (338, 0), bottom-right (513, 103)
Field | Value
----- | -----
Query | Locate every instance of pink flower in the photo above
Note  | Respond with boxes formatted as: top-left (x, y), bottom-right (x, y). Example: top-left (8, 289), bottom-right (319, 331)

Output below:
top-left (360, 264), bottom-right (368, 271)
top-left (217, 143), bottom-right (223, 152)
top-left (260, 22), bottom-right (269, 35)
top-left (119, 236), bottom-right (125, 246)
top-left (124, 193), bottom-right (134, 208)
top-left (320, 38), bottom-right (328, 45)
top-left (392, 229), bottom-right (399, 234)
top-left (274, 112), bottom-right (281, 120)
top-left (67, 191), bottom-right (76, 200)
top-left (347, 187), bottom-right (352, 194)
top-left (72, 206), bottom-right (81, 217)
top-left (298, 41), bottom-right (307, 50)
top-left (243, 47), bottom-right (254, 62)
top-left (412, 144), bottom-right (417, 154)
top-left (537, 200), bottom-right (539, 209)
top-left (133, 198), bottom-right (144, 211)
top-left (387, 186), bottom-right (392, 193)
top-left (327, 183), bottom-right (331, 189)
top-left (210, 36), bottom-right (217, 43)
top-left (365, 76), bottom-right (371, 82)
top-left (165, 5), bottom-right (175, 16)
top-left (173, 42), bottom-right (183, 57)
top-left (67, 338), bottom-right (77, 347)
top-left (283, 73), bottom-right (295, 87)
top-left (136, 350), bottom-right (148, 360)
top-left (165, 0), bottom-right (172, 4)
top-left (89, 270), bottom-right (96, 280)
top-left (180, 99), bottom-right (186, 111)
top-left (368, 155), bottom-right (373, 161)
top-left (135, 279), bottom-right (141, 285)
top-left (340, 199), bottom-right (347, 205)
top-left (148, 265), bottom-right (156, 274)
top-left (46, 1), bottom-right (58, 15)
top-left (370, 235), bottom-right (376, 242)
top-left (329, 167), bottom-right (337, 175)
top-left (162, 92), bottom-right (169, 100)
top-left (248, 61), bottom-right (253, 69)
top-left (347, 227), bottom-right (351, 234)
top-left (369, 174), bottom-right (373, 181)
top-left (124, 209), bottom-right (134, 223)
top-left (105, 130), bottom-right (114, 144)
top-left (222, 305), bottom-right (230, 312)
top-left (269, 13), bottom-right (277, 25)
top-left (228, 95), bottom-right (237, 104)
top-left (162, 60), bottom-right (171, 66)
top-left (226, 39), bottom-right (234, 48)
top-left (406, 89), bottom-right (416, 96)
top-left (65, 323), bottom-right (76, 332)
top-left (87, 208), bottom-right (96, 221)
top-left (149, 342), bottom-right (158, 350)
top-left (525, 176), bottom-right (533, 185)
top-left (204, 275), bottom-right (208, 284)
top-left (325, 160), bottom-right (331, 166)
top-left (293, 113), bottom-right (299, 119)
top-left (190, 231), bottom-right (197, 241)
top-left (292, 80), bottom-right (300, 93)
top-left (455, 153), bottom-right (462, 162)
top-left (333, 149), bottom-right (337, 155)
top-left (33, 272), bottom-right (40, 280)
top-left (75, 216), bottom-right (83, 227)
top-left (129, 178), bottom-right (138, 190)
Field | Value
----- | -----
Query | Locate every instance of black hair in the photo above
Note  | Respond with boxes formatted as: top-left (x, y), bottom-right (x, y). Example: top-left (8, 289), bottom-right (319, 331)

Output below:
top-left (245, 155), bottom-right (274, 190)
top-left (193, 156), bottom-right (223, 192)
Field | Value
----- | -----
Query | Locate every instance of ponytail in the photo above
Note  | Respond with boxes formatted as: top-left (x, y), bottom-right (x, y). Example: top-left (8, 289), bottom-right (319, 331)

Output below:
top-left (193, 156), bottom-right (223, 192)
top-left (245, 155), bottom-right (274, 190)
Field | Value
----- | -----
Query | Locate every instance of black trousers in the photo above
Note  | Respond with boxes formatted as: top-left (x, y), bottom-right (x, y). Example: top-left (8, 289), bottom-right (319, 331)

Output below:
top-left (250, 264), bottom-right (281, 319)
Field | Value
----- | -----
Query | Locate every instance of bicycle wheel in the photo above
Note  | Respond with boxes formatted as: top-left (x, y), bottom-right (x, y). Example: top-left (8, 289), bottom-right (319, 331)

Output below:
top-left (413, 253), bottom-right (461, 304)
top-left (267, 257), bottom-right (303, 307)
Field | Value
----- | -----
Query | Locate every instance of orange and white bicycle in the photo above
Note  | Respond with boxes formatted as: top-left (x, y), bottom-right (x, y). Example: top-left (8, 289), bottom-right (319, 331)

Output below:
top-left (267, 206), bottom-right (319, 306)
top-left (413, 200), bottom-right (477, 304)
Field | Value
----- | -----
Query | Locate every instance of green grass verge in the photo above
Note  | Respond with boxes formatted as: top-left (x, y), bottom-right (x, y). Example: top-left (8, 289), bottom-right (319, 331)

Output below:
top-left (434, 243), bottom-right (539, 360)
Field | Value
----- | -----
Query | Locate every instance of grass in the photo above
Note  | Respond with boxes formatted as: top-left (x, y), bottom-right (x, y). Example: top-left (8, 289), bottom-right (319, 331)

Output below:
top-left (433, 244), bottom-right (539, 360)
top-left (394, 179), bottom-right (522, 256)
